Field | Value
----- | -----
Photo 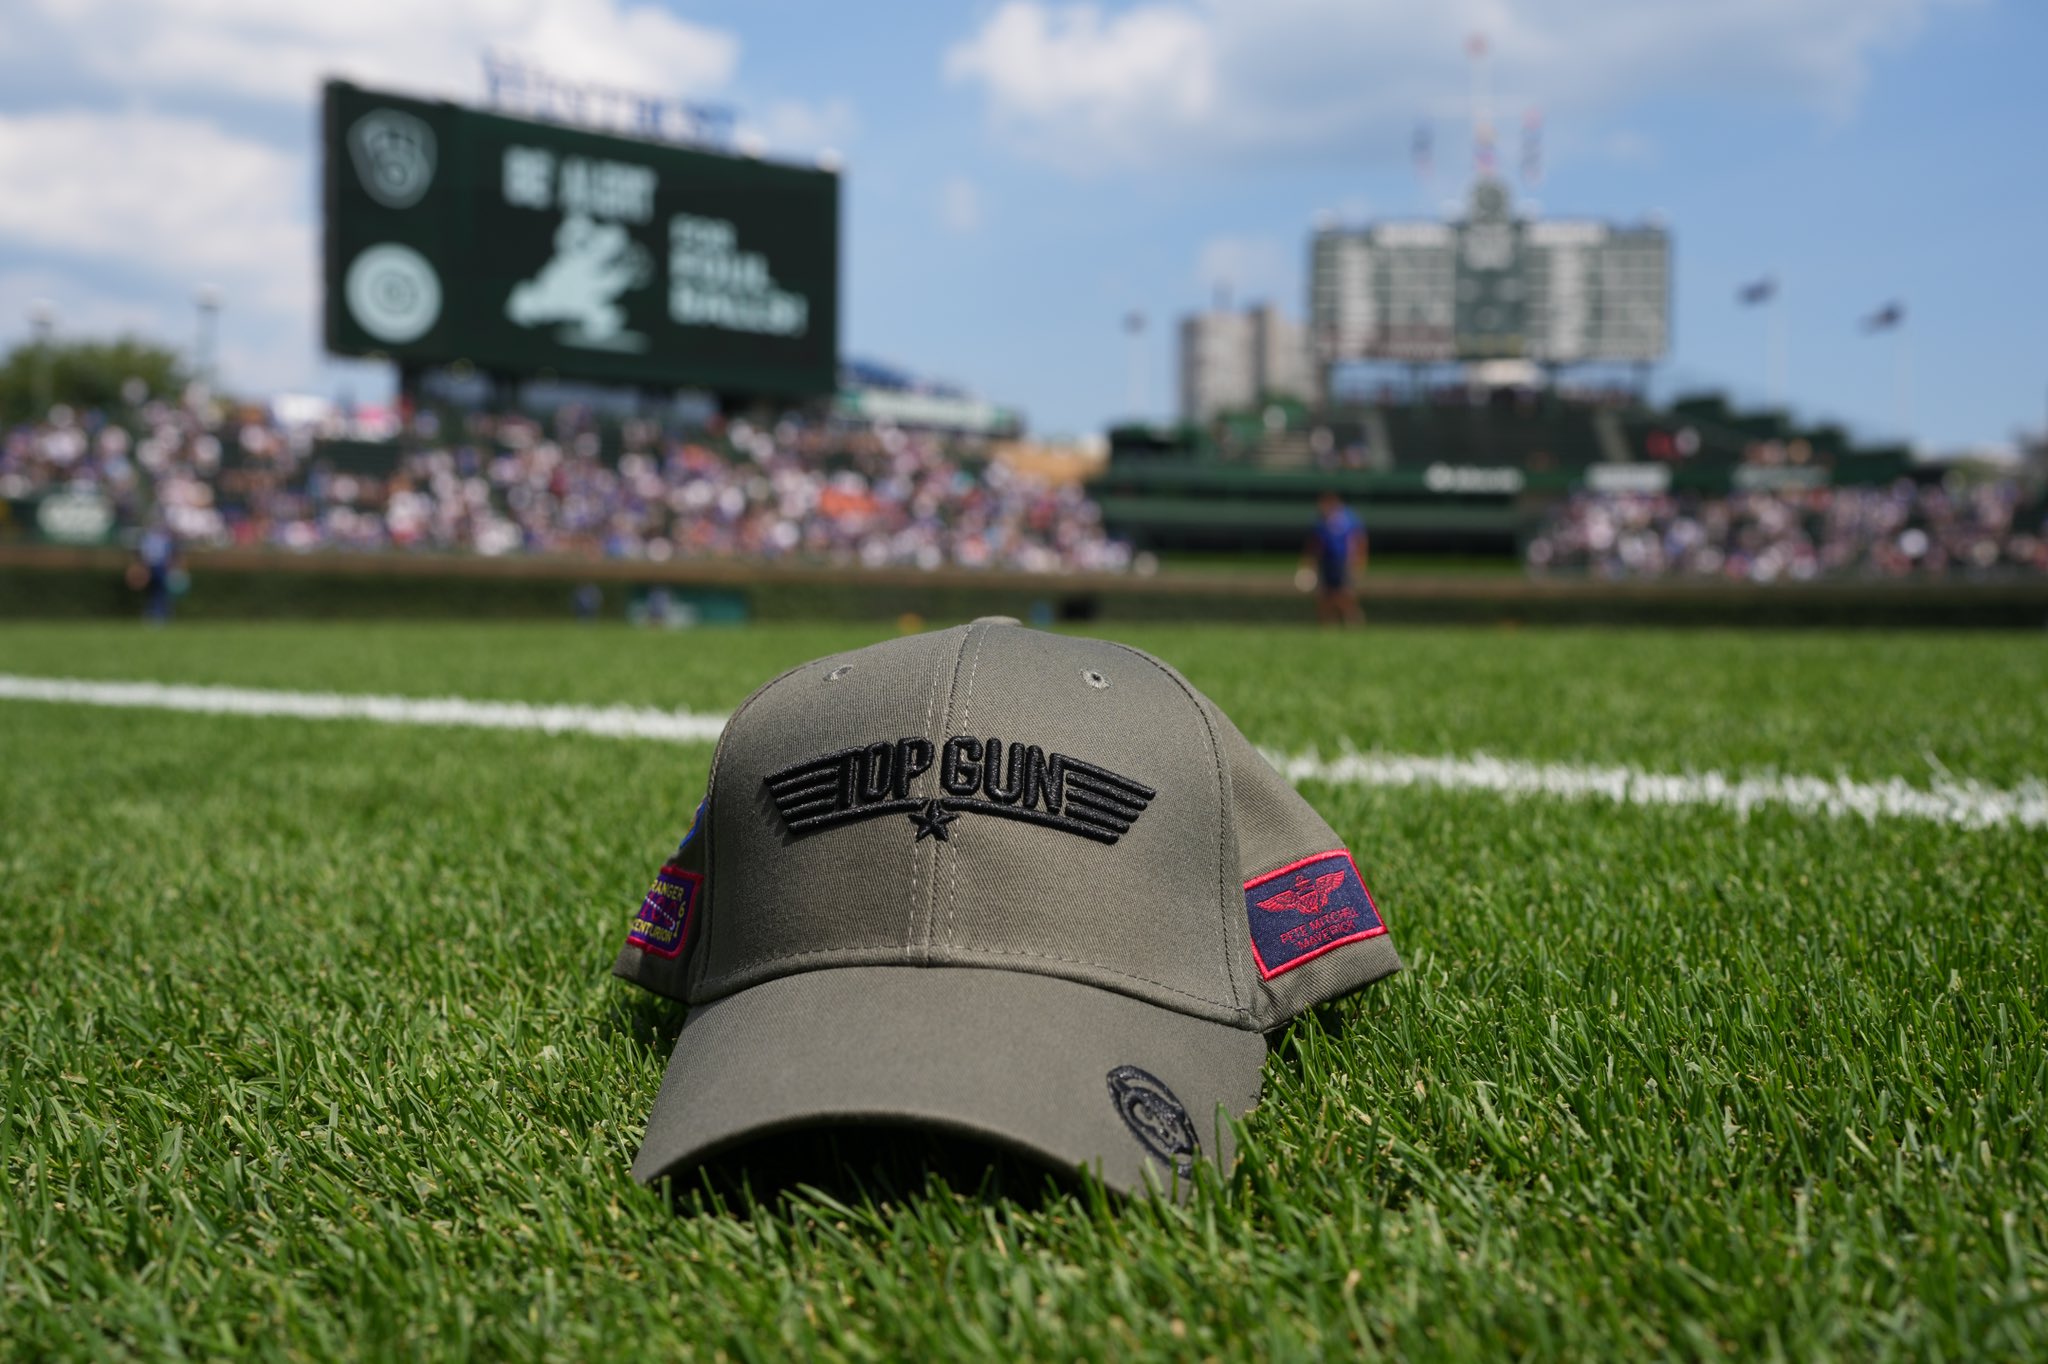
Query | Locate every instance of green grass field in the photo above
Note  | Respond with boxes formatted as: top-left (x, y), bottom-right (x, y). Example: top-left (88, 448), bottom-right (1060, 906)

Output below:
top-left (1, 622), bottom-right (2043, 1360)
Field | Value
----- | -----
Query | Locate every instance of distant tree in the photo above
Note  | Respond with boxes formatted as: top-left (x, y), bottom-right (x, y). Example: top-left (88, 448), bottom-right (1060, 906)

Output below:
top-left (0, 336), bottom-right (189, 423)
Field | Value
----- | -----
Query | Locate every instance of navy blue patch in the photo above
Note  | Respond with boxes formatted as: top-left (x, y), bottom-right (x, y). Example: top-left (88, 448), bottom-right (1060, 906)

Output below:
top-left (626, 800), bottom-right (706, 959)
top-left (1244, 850), bottom-right (1385, 980)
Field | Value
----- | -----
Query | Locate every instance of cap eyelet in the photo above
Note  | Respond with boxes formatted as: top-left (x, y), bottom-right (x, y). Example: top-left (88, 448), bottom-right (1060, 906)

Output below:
top-left (825, 665), bottom-right (854, 681)
top-left (1082, 669), bottom-right (1110, 690)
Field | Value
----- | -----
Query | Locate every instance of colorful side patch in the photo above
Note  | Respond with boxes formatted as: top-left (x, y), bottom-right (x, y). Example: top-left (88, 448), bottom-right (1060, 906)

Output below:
top-left (627, 862), bottom-right (702, 959)
top-left (1244, 849), bottom-right (1386, 980)
top-left (626, 800), bottom-right (707, 959)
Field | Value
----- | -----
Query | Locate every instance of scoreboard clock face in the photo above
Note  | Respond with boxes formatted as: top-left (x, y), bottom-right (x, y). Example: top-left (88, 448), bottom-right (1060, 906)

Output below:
top-left (1454, 180), bottom-right (1525, 358)
top-left (323, 80), bottom-right (840, 397)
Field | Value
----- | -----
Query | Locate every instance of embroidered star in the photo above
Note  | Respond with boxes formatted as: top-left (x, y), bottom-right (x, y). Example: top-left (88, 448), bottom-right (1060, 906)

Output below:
top-left (907, 798), bottom-right (958, 842)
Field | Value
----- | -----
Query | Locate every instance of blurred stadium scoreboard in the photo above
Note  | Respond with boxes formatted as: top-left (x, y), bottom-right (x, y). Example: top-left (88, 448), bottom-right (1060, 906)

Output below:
top-left (322, 80), bottom-right (838, 397)
top-left (1311, 179), bottom-right (1667, 365)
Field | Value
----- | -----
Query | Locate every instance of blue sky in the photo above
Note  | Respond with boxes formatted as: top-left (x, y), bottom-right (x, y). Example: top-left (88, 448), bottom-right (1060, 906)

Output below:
top-left (0, 0), bottom-right (2041, 452)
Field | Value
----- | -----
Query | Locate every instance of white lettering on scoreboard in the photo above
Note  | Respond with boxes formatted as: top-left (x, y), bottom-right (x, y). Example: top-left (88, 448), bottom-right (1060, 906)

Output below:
top-left (668, 214), bottom-right (809, 338)
top-left (1423, 463), bottom-right (1526, 494)
top-left (501, 147), bottom-right (656, 224)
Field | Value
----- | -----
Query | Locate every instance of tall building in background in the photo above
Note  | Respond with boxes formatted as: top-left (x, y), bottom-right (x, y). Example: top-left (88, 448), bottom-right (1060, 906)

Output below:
top-left (1179, 310), bottom-right (1252, 422)
top-left (1250, 307), bottom-right (1312, 407)
top-left (1179, 303), bottom-right (1311, 422)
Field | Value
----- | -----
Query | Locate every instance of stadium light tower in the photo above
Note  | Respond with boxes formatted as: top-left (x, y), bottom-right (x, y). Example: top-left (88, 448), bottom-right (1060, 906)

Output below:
top-left (194, 285), bottom-right (222, 395)
top-left (28, 299), bottom-right (55, 414)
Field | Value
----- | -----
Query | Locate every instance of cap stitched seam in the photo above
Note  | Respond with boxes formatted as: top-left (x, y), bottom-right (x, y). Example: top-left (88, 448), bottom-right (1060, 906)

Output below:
top-left (937, 630), bottom-right (1236, 1016)
top-left (906, 630), bottom-right (952, 959)
top-left (1101, 641), bottom-right (1251, 1022)
top-left (944, 623), bottom-right (993, 955)
top-left (692, 656), bottom-right (817, 1001)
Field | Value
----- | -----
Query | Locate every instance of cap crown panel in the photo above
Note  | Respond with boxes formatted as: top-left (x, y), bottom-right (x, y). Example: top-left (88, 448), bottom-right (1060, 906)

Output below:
top-left (927, 628), bottom-right (1237, 1015)
top-left (1204, 699), bottom-right (1404, 1029)
top-left (693, 624), bottom-right (1243, 1023)
top-left (699, 628), bottom-right (959, 993)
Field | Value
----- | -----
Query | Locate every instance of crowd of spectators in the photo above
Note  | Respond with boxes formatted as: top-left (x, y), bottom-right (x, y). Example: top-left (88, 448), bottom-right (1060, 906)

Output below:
top-left (1527, 482), bottom-right (2047, 581)
top-left (11, 394), bottom-right (2043, 584)
top-left (0, 398), bottom-right (1137, 574)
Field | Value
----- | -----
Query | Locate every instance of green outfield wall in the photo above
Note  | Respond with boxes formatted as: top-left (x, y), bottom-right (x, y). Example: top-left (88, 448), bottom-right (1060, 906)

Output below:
top-left (3, 546), bottom-right (2045, 629)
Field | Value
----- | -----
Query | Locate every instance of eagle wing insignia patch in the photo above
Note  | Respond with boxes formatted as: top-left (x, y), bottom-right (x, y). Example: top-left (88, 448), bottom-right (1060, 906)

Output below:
top-left (1255, 869), bottom-right (1350, 915)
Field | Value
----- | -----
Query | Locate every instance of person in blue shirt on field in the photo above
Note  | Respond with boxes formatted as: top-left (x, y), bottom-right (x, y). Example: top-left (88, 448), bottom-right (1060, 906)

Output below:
top-left (132, 523), bottom-right (180, 624)
top-left (1303, 491), bottom-right (1367, 626)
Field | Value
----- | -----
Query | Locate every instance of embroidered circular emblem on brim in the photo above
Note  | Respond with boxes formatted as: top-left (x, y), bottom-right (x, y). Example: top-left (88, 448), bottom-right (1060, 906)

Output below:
top-left (1105, 1065), bottom-right (1199, 1175)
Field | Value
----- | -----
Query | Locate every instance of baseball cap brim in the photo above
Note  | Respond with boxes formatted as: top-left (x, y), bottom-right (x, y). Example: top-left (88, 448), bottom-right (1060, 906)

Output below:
top-left (632, 965), bottom-right (1268, 1197)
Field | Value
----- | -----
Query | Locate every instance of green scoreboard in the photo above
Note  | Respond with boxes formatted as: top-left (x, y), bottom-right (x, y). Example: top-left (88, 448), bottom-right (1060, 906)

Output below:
top-left (322, 80), bottom-right (839, 397)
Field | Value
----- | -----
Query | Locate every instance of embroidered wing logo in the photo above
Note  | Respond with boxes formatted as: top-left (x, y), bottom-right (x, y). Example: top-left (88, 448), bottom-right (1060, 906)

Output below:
top-left (765, 746), bottom-right (867, 835)
top-left (1050, 757), bottom-right (1155, 843)
top-left (1256, 869), bottom-right (1349, 916)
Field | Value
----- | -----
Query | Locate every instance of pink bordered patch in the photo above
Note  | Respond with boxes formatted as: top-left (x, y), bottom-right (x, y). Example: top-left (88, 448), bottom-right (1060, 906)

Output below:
top-left (627, 862), bottom-right (702, 959)
top-left (627, 801), bottom-right (706, 959)
top-left (1244, 849), bottom-right (1386, 980)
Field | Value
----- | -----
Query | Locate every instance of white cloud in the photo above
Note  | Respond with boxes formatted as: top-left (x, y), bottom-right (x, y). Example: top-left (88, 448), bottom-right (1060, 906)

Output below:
top-left (738, 97), bottom-right (860, 163)
top-left (24, 0), bottom-right (739, 106)
top-left (944, 3), bottom-right (1214, 169)
top-left (0, 110), bottom-right (310, 314)
top-left (940, 177), bottom-right (984, 233)
top-left (946, 0), bottom-right (1965, 173)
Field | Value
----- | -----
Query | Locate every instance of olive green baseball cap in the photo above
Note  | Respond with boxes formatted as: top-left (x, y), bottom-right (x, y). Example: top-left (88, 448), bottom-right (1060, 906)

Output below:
top-left (614, 619), bottom-right (1401, 1195)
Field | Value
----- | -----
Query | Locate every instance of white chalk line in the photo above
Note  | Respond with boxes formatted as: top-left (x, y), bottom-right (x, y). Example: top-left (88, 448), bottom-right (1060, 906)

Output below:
top-left (0, 673), bottom-right (728, 745)
top-left (1262, 749), bottom-right (2048, 833)
top-left (2, 673), bottom-right (2042, 831)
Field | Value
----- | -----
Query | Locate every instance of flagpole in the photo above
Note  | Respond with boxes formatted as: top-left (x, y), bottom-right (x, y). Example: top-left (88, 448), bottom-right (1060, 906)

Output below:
top-left (1468, 34), bottom-right (1493, 181)
top-left (1768, 292), bottom-right (1787, 412)
top-left (1740, 278), bottom-right (1785, 410)
top-left (1896, 324), bottom-right (1913, 447)
top-left (1861, 302), bottom-right (1908, 446)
